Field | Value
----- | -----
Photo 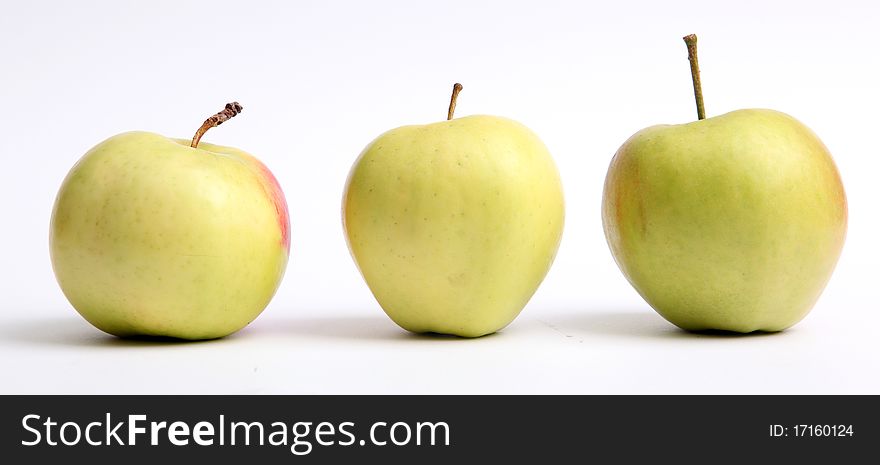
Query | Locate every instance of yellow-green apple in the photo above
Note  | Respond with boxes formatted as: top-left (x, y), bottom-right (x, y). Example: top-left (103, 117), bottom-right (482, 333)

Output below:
top-left (50, 103), bottom-right (290, 340)
top-left (343, 84), bottom-right (564, 337)
top-left (602, 35), bottom-right (847, 332)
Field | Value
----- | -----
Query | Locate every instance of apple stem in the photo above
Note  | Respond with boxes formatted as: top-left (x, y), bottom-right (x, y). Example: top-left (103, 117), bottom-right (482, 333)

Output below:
top-left (447, 83), bottom-right (463, 120)
top-left (190, 102), bottom-right (243, 148)
top-left (683, 34), bottom-right (706, 120)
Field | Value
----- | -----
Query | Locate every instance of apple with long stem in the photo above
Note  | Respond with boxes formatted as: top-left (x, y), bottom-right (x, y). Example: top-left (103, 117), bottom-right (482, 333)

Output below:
top-left (602, 35), bottom-right (847, 332)
top-left (343, 84), bottom-right (565, 337)
top-left (50, 102), bottom-right (290, 340)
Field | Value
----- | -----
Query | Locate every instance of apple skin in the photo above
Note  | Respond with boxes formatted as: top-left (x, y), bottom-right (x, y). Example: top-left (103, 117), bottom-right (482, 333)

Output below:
top-left (602, 109), bottom-right (847, 332)
top-left (343, 115), bottom-right (564, 337)
top-left (50, 131), bottom-right (290, 340)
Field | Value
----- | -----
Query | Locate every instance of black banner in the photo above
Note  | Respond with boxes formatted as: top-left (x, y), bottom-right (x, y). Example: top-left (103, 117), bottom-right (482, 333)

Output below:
top-left (1, 395), bottom-right (875, 462)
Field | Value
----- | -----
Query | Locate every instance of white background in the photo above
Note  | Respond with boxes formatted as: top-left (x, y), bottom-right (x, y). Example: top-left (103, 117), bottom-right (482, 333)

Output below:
top-left (1, 0), bottom-right (878, 394)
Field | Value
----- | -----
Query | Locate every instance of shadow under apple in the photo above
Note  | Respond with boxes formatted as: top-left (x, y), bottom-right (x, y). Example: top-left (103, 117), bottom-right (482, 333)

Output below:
top-left (0, 316), bottom-right (236, 348)
top-left (0, 311), bottom-right (504, 348)
top-left (547, 309), bottom-right (785, 340)
top-left (247, 313), bottom-right (503, 342)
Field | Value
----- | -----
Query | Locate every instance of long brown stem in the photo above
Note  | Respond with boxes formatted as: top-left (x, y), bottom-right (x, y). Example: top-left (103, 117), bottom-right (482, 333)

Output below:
top-left (191, 102), bottom-right (243, 148)
top-left (447, 83), bottom-right (463, 120)
top-left (683, 34), bottom-right (705, 120)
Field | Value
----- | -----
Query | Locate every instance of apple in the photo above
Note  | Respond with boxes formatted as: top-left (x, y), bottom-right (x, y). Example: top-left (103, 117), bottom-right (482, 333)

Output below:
top-left (343, 84), bottom-right (565, 337)
top-left (602, 35), bottom-right (847, 332)
top-left (50, 102), bottom-right (290, 340)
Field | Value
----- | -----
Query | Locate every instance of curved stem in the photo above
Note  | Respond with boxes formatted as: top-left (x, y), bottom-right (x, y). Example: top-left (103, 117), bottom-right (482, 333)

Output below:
top-left (191, 102), bottom-right (243, 148)
top-left (683, 34), bottom-right (705, 120)
top-left (447, 83), bottom-right (463, 120)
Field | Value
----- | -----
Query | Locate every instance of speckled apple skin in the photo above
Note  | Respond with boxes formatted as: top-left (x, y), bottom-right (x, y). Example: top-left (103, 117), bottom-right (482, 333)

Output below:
top-left (602, 109), bottom-right (847, 332)
top-left (50, 131), bottom-right (289, 339)
top-left (343, 115), bottom-right (564, 337)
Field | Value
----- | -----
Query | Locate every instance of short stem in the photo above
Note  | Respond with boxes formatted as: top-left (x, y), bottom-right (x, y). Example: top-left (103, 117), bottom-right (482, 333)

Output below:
top-left (190, 102), bottom-right (243, 148)
top-left (683, 34), bottom-right (706, 120)
top-left (447, 83), bottom-right (463, 120)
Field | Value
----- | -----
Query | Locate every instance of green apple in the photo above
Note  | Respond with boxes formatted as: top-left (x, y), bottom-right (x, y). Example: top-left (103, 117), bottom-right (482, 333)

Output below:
top-left (602, 35), bottom-right (847, 332)
top-left (50, 103), bottom-right (290, 340)
top-left (343, 84), bottom-right (564, 337)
